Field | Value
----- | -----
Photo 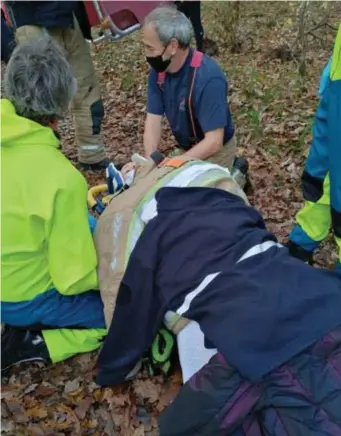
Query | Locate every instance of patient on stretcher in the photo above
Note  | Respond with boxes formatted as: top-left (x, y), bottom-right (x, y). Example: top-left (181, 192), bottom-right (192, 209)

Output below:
top-left (94, 152), bottom-right (341, 436)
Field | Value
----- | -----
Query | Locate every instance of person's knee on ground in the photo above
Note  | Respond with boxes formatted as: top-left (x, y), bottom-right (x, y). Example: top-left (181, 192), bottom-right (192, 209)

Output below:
top-left (1, 325), bottom-right (106, 371)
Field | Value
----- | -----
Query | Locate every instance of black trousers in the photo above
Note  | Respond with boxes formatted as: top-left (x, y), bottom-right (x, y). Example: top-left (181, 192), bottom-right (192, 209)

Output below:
top-left (175, 1), bottom-right (204, 51)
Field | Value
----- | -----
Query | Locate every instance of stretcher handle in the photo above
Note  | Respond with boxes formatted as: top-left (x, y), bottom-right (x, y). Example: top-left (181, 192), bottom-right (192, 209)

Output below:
top-left (91, 0), bottom-right (141, 44)
top-left (88, 184), bottom-right (107, 210)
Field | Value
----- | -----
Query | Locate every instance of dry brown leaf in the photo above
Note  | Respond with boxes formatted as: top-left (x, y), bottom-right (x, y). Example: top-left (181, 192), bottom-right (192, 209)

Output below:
top-left (26, 405), bottom-right (49, 419)
top-left (22, 383), bottom-right (39, 396)
top-left (34, 384), bottom-right (57, 398)
top-left (133, 379), bottom-right (161, 404)
top-left (64, 377), bottom-right (81, 394)
top-left (27, 424), bottom-right (45, 436)
top-left (74, 396), bottom-right (93, 420)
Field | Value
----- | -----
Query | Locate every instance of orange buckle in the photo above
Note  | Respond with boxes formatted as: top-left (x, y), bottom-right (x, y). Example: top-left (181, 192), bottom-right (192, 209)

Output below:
top-left (159, 157), bottom-right (186, 169)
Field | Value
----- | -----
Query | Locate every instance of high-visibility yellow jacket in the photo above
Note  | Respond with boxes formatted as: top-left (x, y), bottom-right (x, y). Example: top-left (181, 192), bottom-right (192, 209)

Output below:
top-left (1, 99), bottom-right (98, 303)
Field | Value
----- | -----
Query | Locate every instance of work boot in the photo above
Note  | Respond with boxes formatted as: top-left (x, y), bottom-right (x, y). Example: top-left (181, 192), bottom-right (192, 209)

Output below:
top-left (1, 327), bottom-right (51, 372)
top-left (77, 158), bottom-right (111, 172)
top-left (231, 156), bottom-right (252, 194)
top-left (285, 240), bottom-right (314, 265)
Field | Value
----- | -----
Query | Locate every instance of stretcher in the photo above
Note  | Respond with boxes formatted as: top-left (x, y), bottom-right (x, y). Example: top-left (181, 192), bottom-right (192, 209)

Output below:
top-left (84, 0), bottom-right (172, 44)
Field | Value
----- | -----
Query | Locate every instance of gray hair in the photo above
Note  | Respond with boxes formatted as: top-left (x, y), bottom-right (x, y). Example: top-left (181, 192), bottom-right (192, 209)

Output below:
top-left (144, 5), bottom-right (193, 48)
top-left (4, 38), bottom-right (77, 123)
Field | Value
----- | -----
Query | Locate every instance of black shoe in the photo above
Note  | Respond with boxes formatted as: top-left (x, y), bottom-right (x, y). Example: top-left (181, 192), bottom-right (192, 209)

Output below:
top-left (232, 156), bottom-right (249, 174)
top-left (1, 328), bottom-right (51, 372)
top-left (285, 240), bottom-right (314, 265)
top-left (77, 158), bottom-right (111, 172)
top-left (232, 156), bottom-right (252, 194)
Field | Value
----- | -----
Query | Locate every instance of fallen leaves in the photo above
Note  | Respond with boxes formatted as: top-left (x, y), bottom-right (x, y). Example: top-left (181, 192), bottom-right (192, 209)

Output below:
top-left (1, 2), bottom-right (339, 434)
top-left (74, 397), bottom-right (93, 420)
top-left (64, 377), bottom-right (81, 395)
top-left (133, 379), bottom-right (161, 404)
top-left (25, 405), bottom-right (49, 420)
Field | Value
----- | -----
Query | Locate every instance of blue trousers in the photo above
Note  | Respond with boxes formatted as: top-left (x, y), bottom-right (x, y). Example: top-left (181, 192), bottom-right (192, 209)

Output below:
top-left (2, 288), bottom-right (105, 329)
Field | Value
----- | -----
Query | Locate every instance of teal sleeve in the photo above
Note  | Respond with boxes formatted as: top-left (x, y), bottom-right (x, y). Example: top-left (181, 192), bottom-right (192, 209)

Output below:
top-left (329, 79), bottom-right (341, 236)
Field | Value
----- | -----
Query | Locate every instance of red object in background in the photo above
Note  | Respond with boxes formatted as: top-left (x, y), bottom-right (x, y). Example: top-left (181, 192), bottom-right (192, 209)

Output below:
top-left (84, 0), bottom-right (172, 43)
top-left (1, 2), bottom-right (13, 27)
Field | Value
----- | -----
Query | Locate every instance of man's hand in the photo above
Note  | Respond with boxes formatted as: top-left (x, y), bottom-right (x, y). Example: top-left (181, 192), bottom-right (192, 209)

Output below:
top-left (143, 113), bottom-right (163, 158)
top-left (183, 128), bottom-right (224, 160)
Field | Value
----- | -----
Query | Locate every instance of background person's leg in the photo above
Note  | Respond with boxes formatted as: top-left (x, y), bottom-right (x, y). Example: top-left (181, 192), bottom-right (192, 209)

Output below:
top-left (15, 23), bottom-right (51, 42)
top-left (64, 15), bottom-right (105, 166)
top-left (15, 20), bottom-right (106, 166)
top-left (188, 1), bottom-right (204, 52)
top-left (176, 1), bottom-right (204, 51)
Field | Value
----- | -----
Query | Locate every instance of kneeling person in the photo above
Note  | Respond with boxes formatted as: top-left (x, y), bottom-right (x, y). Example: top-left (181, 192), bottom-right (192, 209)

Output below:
top-left (1, 39), bottom-right (106, 370)
top-left (142, 5), bottom-right (246, 178)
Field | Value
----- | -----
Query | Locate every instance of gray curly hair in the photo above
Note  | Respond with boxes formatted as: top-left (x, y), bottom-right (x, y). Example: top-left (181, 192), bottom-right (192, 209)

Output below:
top-left (144, 5), bottom-right (193, 48)
top-left (4, 38), bottom-right (77, 123)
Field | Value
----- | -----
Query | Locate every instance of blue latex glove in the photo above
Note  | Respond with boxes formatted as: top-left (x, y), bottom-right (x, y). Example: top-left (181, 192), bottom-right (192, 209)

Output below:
top-left (106, 163), bottom-right (125, 195)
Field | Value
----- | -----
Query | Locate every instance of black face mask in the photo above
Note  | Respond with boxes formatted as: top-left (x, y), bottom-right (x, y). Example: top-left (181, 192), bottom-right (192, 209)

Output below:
top-left (146, 46), bottom-right (172, 73)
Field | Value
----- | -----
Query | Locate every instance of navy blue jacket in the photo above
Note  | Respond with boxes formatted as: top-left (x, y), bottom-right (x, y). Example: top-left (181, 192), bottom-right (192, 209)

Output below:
top-left (147, 49), bottom-right (234, 149)
top-left (5, 1), bottom-right (91, 40)
top-left (97, 187), bottom-right (341, 386)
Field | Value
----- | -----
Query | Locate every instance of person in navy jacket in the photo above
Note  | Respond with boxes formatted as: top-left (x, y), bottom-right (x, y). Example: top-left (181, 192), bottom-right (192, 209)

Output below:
top-left (142, 5), bottom-right (246, 176)
top-left (97, 186), bottom-right (341, 435)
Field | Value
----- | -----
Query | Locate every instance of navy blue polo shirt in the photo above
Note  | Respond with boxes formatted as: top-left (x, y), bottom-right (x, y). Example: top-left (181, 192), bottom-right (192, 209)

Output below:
top-left (146, 49), bottom-right (234, 149)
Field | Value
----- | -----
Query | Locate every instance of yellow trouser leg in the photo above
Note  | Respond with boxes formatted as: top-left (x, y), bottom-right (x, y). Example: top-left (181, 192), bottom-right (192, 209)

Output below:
top-left (42, 328), bottom-right (107, 363)
top-left (15, 18), bottom-right (105, 164)
top-left (296, 174), bottom-right (331, 242)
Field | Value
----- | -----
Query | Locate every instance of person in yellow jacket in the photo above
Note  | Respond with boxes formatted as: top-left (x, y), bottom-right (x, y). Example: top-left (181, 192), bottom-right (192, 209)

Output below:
top-left (287, 23), bottom-right (341, 269)
top-left (1, 38), bottom-right (106, 370)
